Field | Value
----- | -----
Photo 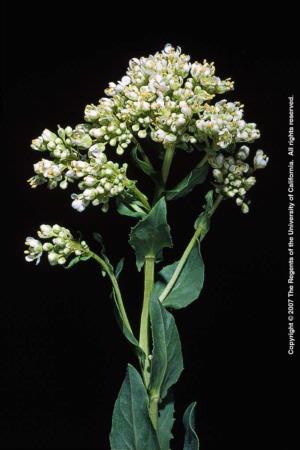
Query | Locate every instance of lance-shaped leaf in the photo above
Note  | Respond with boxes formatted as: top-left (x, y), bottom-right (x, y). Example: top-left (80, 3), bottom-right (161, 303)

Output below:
top-left (166, 164), bottom-right (208, 201)
top-left (64, 255), bottom-right (91, 269)
top-left (183, 402), bottom-right (200, 450)
top-left (156, 244), bottom-right (204, 310)
top-left (149, 286), bottom-right (183, 401)
top-left (129, 197), bottom-right (173, 271)
top-left (116, 199), bottom-right (147, 219)
top-left (115, 257), bottom-right (125, 279)
top-left (158, 393), bottom-right (175, 450)
top-left (110, 364), bottom-right (160, 450)
top-left (112, 299), bottom-right (145, 362)
top-left (131, 144), bottom-right (163, 186)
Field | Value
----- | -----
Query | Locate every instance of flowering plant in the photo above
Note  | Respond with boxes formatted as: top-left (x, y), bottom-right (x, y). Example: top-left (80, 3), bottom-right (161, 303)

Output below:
top-left (25, 44), bottom-right (268, 449)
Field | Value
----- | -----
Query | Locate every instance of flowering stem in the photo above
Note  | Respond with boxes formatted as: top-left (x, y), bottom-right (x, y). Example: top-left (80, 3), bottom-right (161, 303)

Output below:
top-left (139, 255), bottom-right (155, 386)
top-left (89, 251), bottom-right (133, 335)
top-left (159, 194), bottom-right (223, 303)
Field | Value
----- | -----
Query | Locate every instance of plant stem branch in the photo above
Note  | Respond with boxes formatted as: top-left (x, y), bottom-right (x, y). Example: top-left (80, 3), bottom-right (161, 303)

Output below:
top-left (159, 194), bottom-right (223, 303)
top-left (90, 251), bottom-right (133, 334)
top-left (139, 255), bottom-right (155, 386)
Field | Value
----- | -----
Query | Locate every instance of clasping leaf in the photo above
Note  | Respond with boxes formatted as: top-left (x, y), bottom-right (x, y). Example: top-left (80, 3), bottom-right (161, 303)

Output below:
top-left (110, 364), bottom-right (160, 450)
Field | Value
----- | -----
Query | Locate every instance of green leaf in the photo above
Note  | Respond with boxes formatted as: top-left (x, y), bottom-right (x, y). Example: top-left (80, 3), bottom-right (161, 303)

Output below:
top-left (108, 258), bottom-right (145, 362)
top-left (64, 256), bottom-right (81, 269)
top-left (129, 197), bottom-right (173, 271)
top-left (166, 164), bottom-right (208, 201)
top-left (183, 402), bottom-right (200, 450)
top-left (64, 254), bottom-right (91, 269)
top-left (116, 198), bottom-right (146, 219)
top-left (156, 244), bottom-right (204, 310)
top-left (149, 287), bottom-right (183, 401)
top-left (112, 300), bottom-right (145, 362)
top-left (93, 232), bottom-right (105, 248)
top-left (194, 190), bottom-right (214, 239)
top-left (131, 144), bottom-right (163, 185)
top-left (80, 254), bottom-right (92, 261)
top-left (110, 364), bottom-right (160, 450)
top-left (115, 257), bottom-right (124, 279)
top-left (158, 393), bottom-right (175, 450)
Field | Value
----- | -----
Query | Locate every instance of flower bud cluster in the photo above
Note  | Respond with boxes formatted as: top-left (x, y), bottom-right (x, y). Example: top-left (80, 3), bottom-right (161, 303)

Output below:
top-left (24, 225), bottom-right (90, 266)
top-left (84, 99), bottom-right (133, 155)
top-left (209, 145), bottom-right (268, 213)
top-left (196, 100), bottom-right (260, 149)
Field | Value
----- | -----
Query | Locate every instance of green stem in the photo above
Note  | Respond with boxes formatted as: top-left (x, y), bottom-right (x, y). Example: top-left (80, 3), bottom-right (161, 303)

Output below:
top-left (153, 144), bottom-right (176, 203)
top-left (159, 194), bottom-right (223, 303)
top-left (139, 255), bottom-right (155, 386)
top-left (90, 251), bottom-right (133, 334)
top-left (149, 393), bottom-right (159, 429)
top-left (161, 145), bottom-right (175, 184)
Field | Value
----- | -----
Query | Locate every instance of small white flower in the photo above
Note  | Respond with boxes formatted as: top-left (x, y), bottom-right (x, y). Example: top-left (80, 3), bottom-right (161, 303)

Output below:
top-left (121, 76), bottom-right (131, 86)
top-left (42, 129), bottom-right (57, 142)
top-left (72, 197), bottom-right (87, 212)
top-left (254, 150), bottom-right (269, 169)
top-left (88, 144), bottom-right (106, 160)
top-left (31, 137), bottom-right (44, 150)
top-left (48, 251), bottom-right (59, 265)
top-left (25, 237), bottom-right (43, 264)
top-left (138, 129), bottom-right (147, 139)
top-left (39, 224), bottom-right (53, 238)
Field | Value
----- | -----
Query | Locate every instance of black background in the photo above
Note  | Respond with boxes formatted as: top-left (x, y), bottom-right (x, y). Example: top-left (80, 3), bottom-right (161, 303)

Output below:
top-left (2, 3), bottom-right (297, 449)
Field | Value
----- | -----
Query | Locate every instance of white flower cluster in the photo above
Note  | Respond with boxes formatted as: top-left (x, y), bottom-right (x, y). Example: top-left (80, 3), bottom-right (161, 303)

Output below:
top-left (196, 100), bottom-right (260, 149)
top-left (25, 224), bottom-right (90, 265)
top-left (29, 44), bottom-right (268, 215)
top-left (209, 146), bottom-right (269, 213)
top-left (29, 127), bottom-right (130, 212)
top-left (83, 44), bottom-right (234, 151)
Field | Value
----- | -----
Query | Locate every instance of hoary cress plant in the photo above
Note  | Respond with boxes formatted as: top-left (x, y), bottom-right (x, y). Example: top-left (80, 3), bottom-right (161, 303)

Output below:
top-left (25, 44), bottom-right (268, 450)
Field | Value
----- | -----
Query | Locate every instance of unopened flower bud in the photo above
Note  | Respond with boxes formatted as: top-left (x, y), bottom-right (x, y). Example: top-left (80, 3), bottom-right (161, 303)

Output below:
top-left (241, 203), bottom-right (249, 214)
top-left (138, 129), bottom-right (147, 139)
